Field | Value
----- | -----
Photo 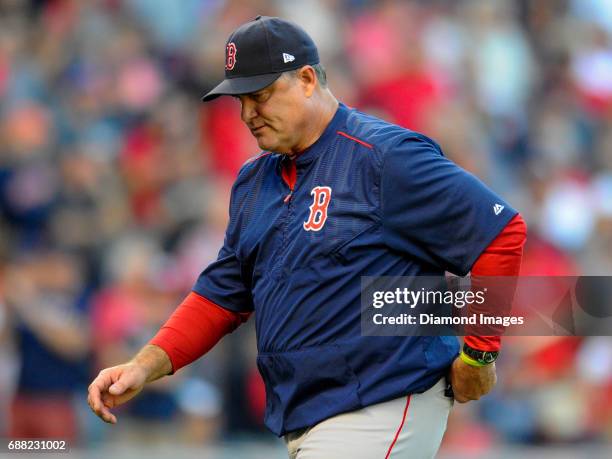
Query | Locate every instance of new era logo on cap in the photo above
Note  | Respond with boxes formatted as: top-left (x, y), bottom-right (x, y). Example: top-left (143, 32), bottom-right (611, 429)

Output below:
top-left (283, 53), bottom-right (295, 63)
top-left (493, 204), bottom-right (504, 215)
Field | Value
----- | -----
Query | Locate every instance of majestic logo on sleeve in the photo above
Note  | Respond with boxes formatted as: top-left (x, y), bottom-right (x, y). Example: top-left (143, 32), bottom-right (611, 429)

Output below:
top-left (303, 186), bottom-right (332, 231)
top-left (225, 42), bottom-right (237, 70)
top-left (493, 203), bottom-right (505, 215)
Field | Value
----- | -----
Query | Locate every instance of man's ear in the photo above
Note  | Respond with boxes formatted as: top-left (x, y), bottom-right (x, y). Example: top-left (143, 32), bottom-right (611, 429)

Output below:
top-left (297, 66), bottom-right (317, 97)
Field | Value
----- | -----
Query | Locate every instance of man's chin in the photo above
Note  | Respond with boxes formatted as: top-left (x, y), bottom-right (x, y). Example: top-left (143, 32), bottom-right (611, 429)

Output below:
top-left (255, 138), bottom-right (271, 150)
top-left (254, 136), bottom-right (291, 154)
top-left (255, 137), bottom-right (278, 152)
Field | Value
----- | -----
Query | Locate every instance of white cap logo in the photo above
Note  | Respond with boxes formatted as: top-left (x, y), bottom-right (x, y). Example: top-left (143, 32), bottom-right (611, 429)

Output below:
top-left (283, 53), bottom-right (295, 63)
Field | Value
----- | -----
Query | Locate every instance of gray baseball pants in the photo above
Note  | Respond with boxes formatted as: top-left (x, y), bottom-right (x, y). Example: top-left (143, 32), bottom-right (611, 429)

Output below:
top-left (284, 377), bottom-right (453, 459)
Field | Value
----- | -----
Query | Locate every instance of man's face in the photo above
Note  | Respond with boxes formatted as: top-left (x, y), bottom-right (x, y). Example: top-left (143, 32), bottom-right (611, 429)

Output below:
top-left (235, 73), bottom-right (309, 153)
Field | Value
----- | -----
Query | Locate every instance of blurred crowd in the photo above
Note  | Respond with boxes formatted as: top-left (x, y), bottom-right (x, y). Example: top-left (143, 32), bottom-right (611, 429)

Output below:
top-left (0, 0), bottom-right (611, 453)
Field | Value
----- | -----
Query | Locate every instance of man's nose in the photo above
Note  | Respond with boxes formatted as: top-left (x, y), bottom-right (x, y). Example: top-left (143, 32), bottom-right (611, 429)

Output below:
top-left (240, 98), bottom-right (257, 124)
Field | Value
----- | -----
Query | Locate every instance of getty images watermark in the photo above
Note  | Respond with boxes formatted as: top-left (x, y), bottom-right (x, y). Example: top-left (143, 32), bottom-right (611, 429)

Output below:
top-left (371, 286), bottom-right (525, 326)
top-left (361, 276), bottom-right (612, 337)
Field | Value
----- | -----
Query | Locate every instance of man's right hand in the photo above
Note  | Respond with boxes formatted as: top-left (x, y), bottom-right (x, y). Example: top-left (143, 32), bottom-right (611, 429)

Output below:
top-left (87, 363), bottom-right (148, 424)
top-left (88, 344), bottom-right (172, 423)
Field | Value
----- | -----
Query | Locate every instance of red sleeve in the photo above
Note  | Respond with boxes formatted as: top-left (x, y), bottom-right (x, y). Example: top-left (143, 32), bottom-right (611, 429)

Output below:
top-left (149, 291), bottom-right (251, 373)
top-left (464, 214), bottom-right (527, 352)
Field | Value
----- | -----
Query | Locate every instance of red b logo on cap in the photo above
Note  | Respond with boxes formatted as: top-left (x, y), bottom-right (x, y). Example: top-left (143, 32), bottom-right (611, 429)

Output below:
top-left (225, 42), bottom-right (237, 71)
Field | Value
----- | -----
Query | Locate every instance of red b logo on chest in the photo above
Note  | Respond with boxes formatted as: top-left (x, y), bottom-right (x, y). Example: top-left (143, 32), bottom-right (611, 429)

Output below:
top-left (303, 186), bottom-right (332, 232)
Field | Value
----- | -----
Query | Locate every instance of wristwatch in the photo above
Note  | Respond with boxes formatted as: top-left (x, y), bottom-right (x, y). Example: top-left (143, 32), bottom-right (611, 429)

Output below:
top-left (461, 343), bottom-right (499, 366)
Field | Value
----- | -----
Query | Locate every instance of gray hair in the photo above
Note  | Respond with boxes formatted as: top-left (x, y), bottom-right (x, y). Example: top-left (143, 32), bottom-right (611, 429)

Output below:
top-left (284, 63), bottom-right (327, 88)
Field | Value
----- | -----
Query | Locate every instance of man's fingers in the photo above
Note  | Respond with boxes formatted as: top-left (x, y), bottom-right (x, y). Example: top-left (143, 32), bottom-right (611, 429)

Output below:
top-left (88, 364), bottom-right (148, 424)
top-left (100, 406), bottom-right (115, 423)
top-left (109, 381), bottom-right (127, 395)
top-left (88, 370), bottom-right (123, 423)
top-left (89, 374), bottom-right (111, 408)
top-left (88, 382), bottom-right (102, 413)
top-left (454, 391), bottom-right (478, 403)
top-left (450, 357), bottom-right (497, 404)
top-left (92, 392), bottom-right (117, 424)
top-left (102, 393), bottom-right (117, 408)
top-left (109, 366), bottom-right (146, 395)
top-left (101, 408), bottom-right (117, 424)
top-left (109, 371), bottom-right (141, 395)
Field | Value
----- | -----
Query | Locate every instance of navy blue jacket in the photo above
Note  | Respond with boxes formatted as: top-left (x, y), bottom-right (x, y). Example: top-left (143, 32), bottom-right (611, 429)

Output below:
top-left (194, 103), bottom-right (517, 435)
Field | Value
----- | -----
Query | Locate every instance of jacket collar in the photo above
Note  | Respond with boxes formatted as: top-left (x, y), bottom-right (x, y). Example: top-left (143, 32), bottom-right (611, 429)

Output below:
top-left (287, 102), bottom-right (349, 166)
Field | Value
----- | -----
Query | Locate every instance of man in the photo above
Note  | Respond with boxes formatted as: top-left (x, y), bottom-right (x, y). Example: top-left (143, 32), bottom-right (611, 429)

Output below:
top-left (89, 16), bottom-right (527, 458)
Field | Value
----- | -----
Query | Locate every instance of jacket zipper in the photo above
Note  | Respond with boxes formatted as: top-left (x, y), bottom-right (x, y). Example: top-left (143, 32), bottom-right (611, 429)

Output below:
top-left (274, 157), bottom-right (298, 277)
top-left (281, 157), bottom-right (297, 202)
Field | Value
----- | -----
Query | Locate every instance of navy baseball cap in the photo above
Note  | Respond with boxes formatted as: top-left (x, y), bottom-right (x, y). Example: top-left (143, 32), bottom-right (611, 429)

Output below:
top-left (202, 16), bottom-right (320, 102)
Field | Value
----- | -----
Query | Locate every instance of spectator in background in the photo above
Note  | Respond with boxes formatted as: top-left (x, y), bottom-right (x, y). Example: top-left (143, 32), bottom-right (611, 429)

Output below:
top-left (2, 251), bottom-right (91, 443)
top-left (0, 258), bottom-right (18, 436)
top-left (348, 1), bottom-right (449, 134)
top-left (90, 235), bottom-right (182, 443)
